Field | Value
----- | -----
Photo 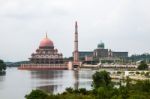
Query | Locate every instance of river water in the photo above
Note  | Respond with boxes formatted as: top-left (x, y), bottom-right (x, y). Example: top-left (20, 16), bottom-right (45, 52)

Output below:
top-left (0, 67), bottom-right (98, 99)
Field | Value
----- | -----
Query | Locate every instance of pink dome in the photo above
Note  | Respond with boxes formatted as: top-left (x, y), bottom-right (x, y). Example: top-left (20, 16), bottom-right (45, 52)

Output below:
top-left (39, 37), bottom-right (54, 47)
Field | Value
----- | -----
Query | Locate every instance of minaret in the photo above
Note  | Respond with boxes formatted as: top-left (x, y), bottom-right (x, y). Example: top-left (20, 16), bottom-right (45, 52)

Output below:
top-left (74, 21), bottom-right (79, 62)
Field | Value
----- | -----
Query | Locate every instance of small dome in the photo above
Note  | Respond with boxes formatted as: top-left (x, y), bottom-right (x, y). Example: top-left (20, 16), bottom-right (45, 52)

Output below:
top-left (39, 34), bottom-right (54, 48)
top-left (98, 42), bottom-right (105, 49)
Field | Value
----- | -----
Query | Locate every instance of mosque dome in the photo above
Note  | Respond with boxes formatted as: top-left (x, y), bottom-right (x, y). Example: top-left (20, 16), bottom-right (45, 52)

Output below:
top-left (97, 42), bottom-right (105, 49)
top-left (39, 34), bottom-right (54, 48)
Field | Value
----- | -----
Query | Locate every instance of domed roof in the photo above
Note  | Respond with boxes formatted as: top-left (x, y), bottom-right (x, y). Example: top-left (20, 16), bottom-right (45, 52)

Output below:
top-left (39, 34), bottom-right (54, 48)
top-left (98, 41), bottom-right (105, 49)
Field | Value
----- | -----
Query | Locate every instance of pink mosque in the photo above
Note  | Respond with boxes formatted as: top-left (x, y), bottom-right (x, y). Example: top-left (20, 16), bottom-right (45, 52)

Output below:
top-left (30, 34), bottom-right (64, 64)
top-left (19, 22), bottom-right (80, 70)
top-left (18, 34), bottom-right (68, 70)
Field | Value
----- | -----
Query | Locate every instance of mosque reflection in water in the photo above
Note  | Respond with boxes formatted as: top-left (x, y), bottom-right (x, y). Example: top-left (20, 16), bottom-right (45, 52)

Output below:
top-left (29, 70), bottom-right (93, 93)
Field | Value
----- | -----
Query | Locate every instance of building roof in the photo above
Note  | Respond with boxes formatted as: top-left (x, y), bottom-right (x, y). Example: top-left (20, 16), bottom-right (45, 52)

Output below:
top-left (39, 33), bottom-right (54, 48)
top-left (97, 42), bottom-right (105, 49)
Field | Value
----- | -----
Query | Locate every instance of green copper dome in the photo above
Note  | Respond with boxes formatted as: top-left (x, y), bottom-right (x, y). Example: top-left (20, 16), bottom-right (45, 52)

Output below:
top-left (98, 42), bottom-right (105, 49)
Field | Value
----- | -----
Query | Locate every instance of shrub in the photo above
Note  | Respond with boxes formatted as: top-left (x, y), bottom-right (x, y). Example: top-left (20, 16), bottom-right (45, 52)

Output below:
top-left (138, 61), bottom-right (148, 70)
top-left (65, 87), bottom-right (74, 93)
top-left (136, 71), bottom-right (140, 75)
top-left (117, 71), bottom-right (122, 74)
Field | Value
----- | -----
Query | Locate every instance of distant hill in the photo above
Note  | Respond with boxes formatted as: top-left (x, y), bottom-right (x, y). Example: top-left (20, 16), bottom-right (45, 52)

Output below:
top-left (5, 61), bottom-right (30, 67)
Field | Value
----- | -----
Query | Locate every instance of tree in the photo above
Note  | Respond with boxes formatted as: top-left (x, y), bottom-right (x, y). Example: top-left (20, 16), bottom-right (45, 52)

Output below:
top-left (25, 90), bottom-right (48, 99)
top-left (78, 88), bottom-right (87, 95)
top-left (0, 59), bottom-right (6, 72)
top-left (137, 61), bottom-right (148, 70)
top-left (92, 70), bottom-right (111, 89)
top-left (65, 87), bottom-right (74, 93)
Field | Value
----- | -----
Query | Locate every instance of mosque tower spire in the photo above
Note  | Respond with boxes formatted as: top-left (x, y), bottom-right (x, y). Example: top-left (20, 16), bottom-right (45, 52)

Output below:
top-left (74, 21), bottom-right (79, 62)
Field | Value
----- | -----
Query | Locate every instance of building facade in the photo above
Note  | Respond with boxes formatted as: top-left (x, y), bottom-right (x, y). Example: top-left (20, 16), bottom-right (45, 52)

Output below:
top-left (79, 51), bottom-right (93, 59)
top-left (93, 49), bottom-right (109, 58)
top-left (112, 52), bottom-right (128, 58)
top-left (79, 42), bottom-right (128, 63)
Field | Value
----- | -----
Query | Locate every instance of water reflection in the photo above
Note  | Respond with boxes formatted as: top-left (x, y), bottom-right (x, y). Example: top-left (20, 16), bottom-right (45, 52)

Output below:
top-left (0, 68), bottom-right (95, 99)
top-left (73, 70), bottom-right (79, 90)
top-left (0, 74), bottom-right (6, 90)
top-left (30, 70), bottom-right (63, 79)
top-left (29, 70), bottom-right (93, 94)
top-left (0, 71), bottom-right (6, 76)
top-left (37, 85), bottom-right (59, 93)
top-left (0, 74), bottom-right (5, 81)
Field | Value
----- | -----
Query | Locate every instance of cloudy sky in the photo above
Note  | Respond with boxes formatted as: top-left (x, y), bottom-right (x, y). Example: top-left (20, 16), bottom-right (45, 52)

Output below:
top-left (0, 0), bottom-right (150, 62)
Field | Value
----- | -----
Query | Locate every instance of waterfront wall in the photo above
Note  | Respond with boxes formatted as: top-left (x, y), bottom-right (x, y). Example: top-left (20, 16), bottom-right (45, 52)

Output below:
top-left (18, 63), bottom-right (68, 70)
top-left (100, 64), bottom-right (137, 68)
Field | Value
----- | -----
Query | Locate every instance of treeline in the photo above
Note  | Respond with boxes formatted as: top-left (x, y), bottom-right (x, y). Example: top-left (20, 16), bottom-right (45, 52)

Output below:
top-left (6, 61), bottom-right (30, 67)
top-left (129, 53), bottom-right (150, 63)
top-left (25, 70), bottom-right (150, 99)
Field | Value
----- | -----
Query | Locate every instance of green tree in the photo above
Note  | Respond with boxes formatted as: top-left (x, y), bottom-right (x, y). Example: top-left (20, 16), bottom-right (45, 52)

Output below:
top-left (92, 70), bottom-right (111, 89)
top-left (137, 61), bottom-right (148, 70)
top-left (0, 59), bottom-right (6, 72)
top-left (65, 87), bottom-right (74, 93)
top-left (25, 90), bottom-right (48, 99)
top-left (78, 88), bottom-right (87, 95)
